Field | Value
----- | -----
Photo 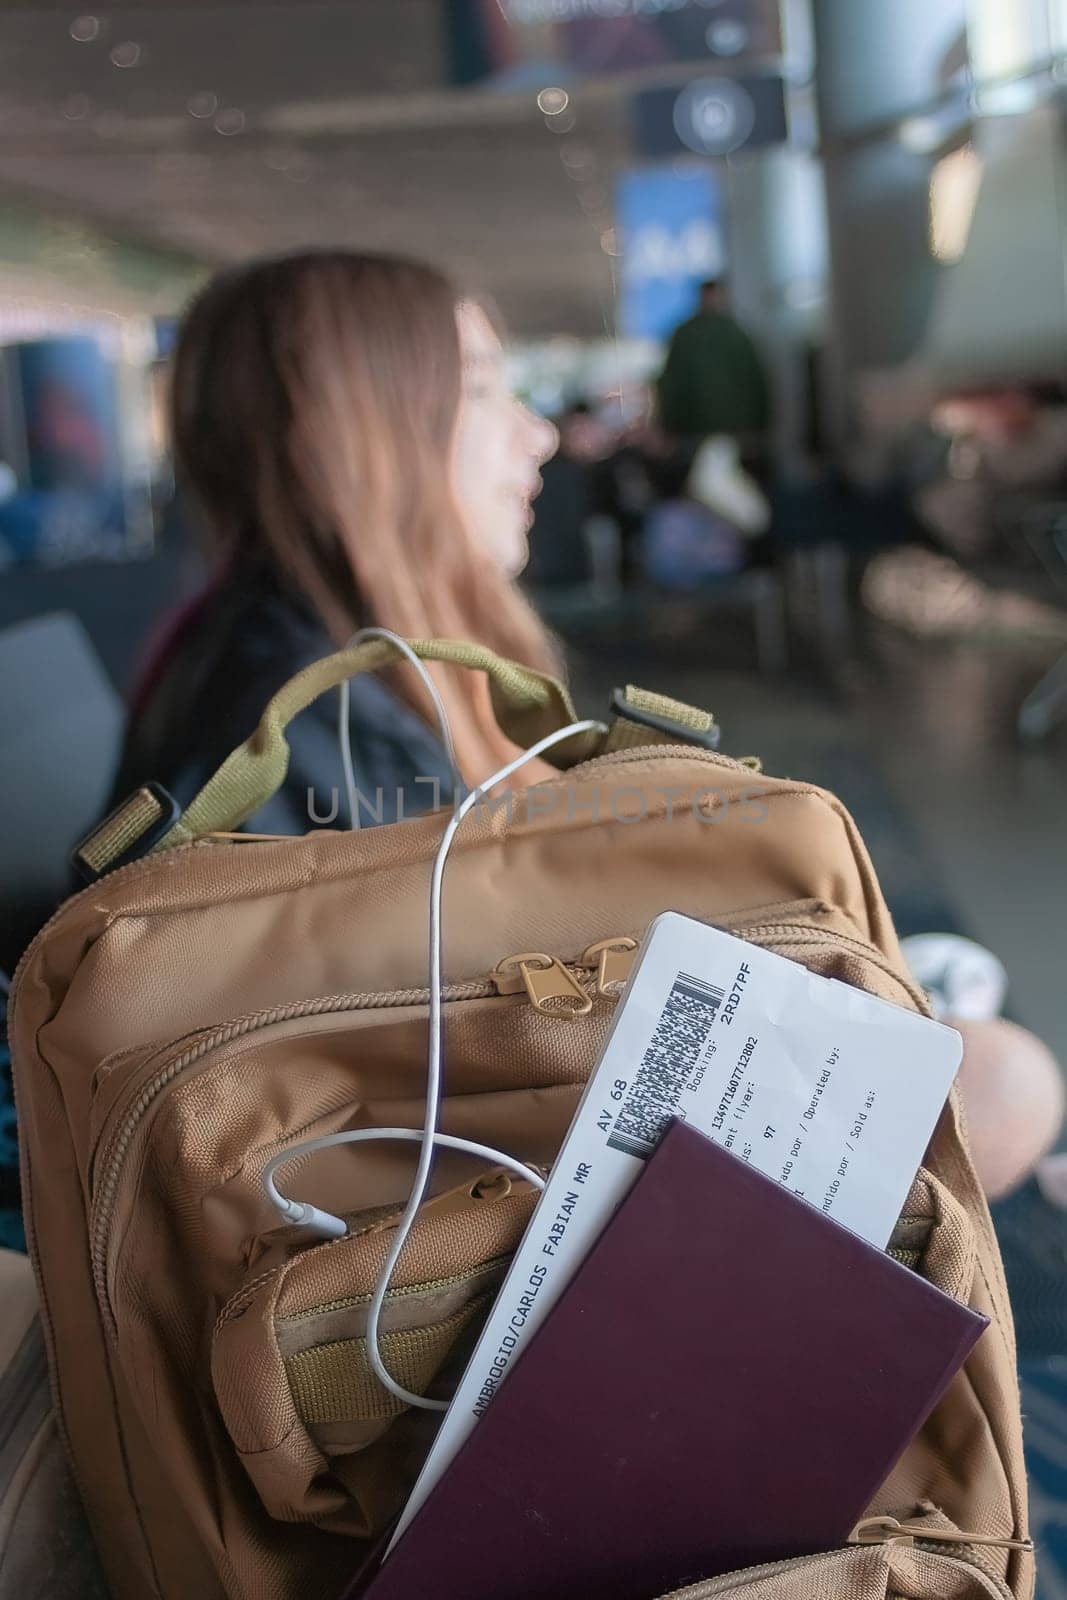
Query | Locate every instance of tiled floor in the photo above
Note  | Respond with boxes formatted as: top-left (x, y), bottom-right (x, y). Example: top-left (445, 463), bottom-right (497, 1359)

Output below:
top-left (568, 622), bottom-right (1067, 1063)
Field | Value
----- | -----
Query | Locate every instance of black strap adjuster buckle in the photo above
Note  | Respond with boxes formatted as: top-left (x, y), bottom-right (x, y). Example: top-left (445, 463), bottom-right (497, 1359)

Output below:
top-left (71, 781), bottom-right (182, 884)
top-left (609, 687), bottom-right (721, 751)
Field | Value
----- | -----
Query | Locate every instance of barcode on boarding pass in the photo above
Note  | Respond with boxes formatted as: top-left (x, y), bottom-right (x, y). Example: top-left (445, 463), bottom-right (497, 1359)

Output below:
top-left (607, 973), bottom-right (725, 1158)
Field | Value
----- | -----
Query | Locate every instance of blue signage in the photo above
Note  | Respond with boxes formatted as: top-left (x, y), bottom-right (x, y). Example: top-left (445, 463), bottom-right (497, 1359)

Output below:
top-left (616, 166), bottom-right (725, 341)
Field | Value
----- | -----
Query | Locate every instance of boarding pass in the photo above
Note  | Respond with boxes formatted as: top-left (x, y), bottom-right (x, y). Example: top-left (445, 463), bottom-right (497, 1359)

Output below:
top-left (389, 911), bottom-right (962, 1548)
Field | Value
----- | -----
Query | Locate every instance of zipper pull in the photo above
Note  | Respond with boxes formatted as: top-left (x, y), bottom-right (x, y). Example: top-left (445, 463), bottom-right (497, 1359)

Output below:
top-left (490, 953), bottom-right (593, 1019)
top-left (579, 937), bottom-right (638, 996)
top-left (850, 1516), bottom-right (1033, 1553)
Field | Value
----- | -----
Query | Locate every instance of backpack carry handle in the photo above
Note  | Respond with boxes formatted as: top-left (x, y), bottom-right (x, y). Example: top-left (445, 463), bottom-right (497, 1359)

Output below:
top-left (73, 638), bottom-right (721, 876)
top-left (154, 636), bottom-right (591, 850)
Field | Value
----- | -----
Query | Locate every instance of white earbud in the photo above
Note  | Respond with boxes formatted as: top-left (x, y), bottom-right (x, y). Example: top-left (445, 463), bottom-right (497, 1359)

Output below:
top-left (281, 1200), bottom-right (348, 1241)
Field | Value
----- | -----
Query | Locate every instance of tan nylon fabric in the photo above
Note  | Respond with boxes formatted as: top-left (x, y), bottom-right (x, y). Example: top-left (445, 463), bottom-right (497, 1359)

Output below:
top-left (9, 715), bottom-right (1032, 1600)
top-left (664, 1540), bottom-right (1017, 1600)
top-left (211, 1175), bottom-right (532, 1536)
top-left (286, 1295), bottom-right (494, 1425)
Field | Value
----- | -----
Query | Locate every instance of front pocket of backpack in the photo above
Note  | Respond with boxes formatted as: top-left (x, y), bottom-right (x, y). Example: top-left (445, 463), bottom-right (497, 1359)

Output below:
top-left (211, 1169), bottom-right (537, 1537)
top-left (212, 1165), bottom-right (981, 1545)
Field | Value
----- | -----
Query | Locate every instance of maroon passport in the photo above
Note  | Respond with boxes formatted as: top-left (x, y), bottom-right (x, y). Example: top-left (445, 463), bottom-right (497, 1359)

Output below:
top-left (353, 1119), bottom-right (985, 1600)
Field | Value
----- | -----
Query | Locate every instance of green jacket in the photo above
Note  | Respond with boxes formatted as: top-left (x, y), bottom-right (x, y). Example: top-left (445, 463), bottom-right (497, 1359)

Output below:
top-left (657, 309), bottom-right (771, 438)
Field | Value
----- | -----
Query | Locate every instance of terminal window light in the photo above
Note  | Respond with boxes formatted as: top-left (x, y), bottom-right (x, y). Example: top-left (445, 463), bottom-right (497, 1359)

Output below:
top-left (928, 144), bottom-right (983, 264)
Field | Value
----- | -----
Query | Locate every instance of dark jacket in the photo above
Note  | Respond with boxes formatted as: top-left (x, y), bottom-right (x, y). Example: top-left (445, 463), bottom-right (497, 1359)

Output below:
top-left (110, 570), bottom-right (457, 836)
top-left (657, 309), bottom-right (772, 440)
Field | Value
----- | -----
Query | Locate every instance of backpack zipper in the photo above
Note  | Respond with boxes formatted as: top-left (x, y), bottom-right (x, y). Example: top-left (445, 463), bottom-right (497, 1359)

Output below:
top-left (88, 958), bottom-right (600, 1328)
top-left (658, 1549), bottom-right (848, 1599)
top-left (852, 1515), bottom-right (1031, 1553)
top-left (215, 1248), bottom-right (515, 1340)
top-left (12, 741), bottom-right (757, 1005)
top-left (656, 1538), bottom-right (1020, 1600)
top-left (491, 921), bottom-right (928, 1015)
top-left (87, 976), bottom-right (504, 1332)
top-left (14, 741), bottom-right (787, 1002)
top-left (89, 912), bottom-right (922, 1336)
top-left (489, 952), bottom-right (594, 1016)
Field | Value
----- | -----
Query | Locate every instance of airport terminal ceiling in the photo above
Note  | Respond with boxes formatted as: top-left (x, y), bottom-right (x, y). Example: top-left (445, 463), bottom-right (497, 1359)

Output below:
top-left (0, 1), bottom-right (699, 334)
top-left (0, 1), bottom-right (1061, 357)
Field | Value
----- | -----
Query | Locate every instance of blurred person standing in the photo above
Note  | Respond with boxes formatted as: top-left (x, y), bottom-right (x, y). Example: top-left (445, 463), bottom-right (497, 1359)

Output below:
top-left (656, 279), bottom-right (772, 452)
top-left (109, 251), bottom-right (560, 831)
top-left (523, 403), bottom-right (603, 589)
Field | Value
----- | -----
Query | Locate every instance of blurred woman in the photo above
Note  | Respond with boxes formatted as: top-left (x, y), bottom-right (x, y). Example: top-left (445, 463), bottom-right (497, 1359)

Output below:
top-left (111, 251), bottom-right (560, 829)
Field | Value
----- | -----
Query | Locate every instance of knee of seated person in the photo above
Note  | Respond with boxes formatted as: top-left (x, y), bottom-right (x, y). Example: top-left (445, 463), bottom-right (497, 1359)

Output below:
top-left (953, 1017), bottom-right (1065, 1200)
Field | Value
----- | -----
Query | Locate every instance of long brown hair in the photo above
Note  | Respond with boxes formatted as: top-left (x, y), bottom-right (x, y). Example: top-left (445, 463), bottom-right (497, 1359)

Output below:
top-left (170, 251), bottom-right (560, 785)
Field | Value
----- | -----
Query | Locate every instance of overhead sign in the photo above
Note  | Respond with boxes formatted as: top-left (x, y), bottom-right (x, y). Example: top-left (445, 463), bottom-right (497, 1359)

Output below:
top-left (616, 166), bottom-right (725, 340)
top-left (632, 74), bottom-right (788, 156)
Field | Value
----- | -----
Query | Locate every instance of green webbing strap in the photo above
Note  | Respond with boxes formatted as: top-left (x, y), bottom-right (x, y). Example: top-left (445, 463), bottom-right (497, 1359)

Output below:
top-left (155, 637), bottom-right (587, 851)
top-left (604, 685), bottom-right (717, 754)
top-left (72, 786), bottom-right (166, 878)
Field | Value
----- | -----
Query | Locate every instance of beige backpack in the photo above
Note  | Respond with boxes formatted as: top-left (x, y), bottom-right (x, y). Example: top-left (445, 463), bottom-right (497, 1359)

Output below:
top-left (10, 638), bottom-right (1032, 1600)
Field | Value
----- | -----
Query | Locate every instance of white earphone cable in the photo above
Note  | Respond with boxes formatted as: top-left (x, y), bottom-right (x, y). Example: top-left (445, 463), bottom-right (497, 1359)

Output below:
top-left (363, 712), bottom-right (606, 1409)
top-left (338, 629), bottom-right (462, 829)
top-left (265, 625), bottom-right (606, 1410)
top-left (262, 1129), bottom-right (546, 1239)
